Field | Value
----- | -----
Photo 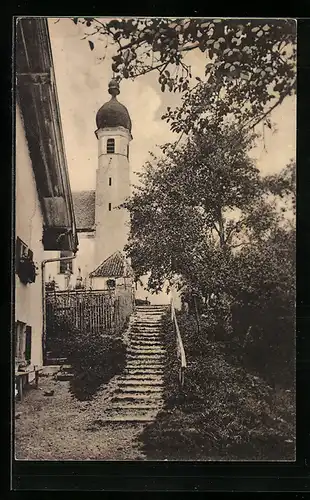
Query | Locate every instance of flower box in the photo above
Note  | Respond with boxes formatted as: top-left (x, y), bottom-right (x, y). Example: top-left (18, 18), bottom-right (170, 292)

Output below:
top-left (17, 255), bottom-right (37, 285)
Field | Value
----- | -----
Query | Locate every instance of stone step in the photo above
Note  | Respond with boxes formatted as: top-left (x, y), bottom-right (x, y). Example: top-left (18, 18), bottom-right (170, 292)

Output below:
top-left (125, 369), bottom-right (164, 375)
top-left (128, 342), bottom-right (165, 347)
top-left (135, 304), bottom-right (169, 311)
top-left (130, 328), bottom-right (163, 332)
top-left (131, 322), bottom-right (163, 326)
top-left (130, 328), bottom-right (162, 332)
top-left (126, 363), bottom-right (165, 369)
top-left (127, 356), bottom-right (165, 361)
top-left (130, 336), bottom-right (163, 340)
top-left (129, 334), bottom-right (163, 339)
top-left (128, 345), bottom-right (165, 350)
top-left (127, 350), bottom-right (165, 356)
top-left (127, 354), bottom-right (165, 359)
top-left (119, 373), bottom-right (163, 379)
top-left (117, 390), bottom-right (163, 398)
top-left (132, 317), bottom-right (163, 320)
top-left (133, 319), bottom-right (163, 323)
top-left (126, 359), bottom-right (165, 364)
top-left (131, 330), bottom-right (163, 334)
top-left (133, 310), bottom-right (164, 313)
top-left (129, 344), bottom-right (162, 349)
top-left (133, 313), bottom-right (166, 316)
top-left (129, 338), bottom-right (164, 343)
top-left (131, 323), bottom-right (162, 327)
top-left (129, 346), bottom-right (163, 351)
top-left (129, 341), bottom-right (164, 346)
top-left (99, 412), bottom-right (159, 422)
top-left (111, 400), bottom-right (163, 408)
top-left (112, 392), bottom-right (163, 401)
top-left (130, 321), bottom-right (162, 331)
top-left (126, 368), bottom-right (164, 374)
top-left (130, 325), bottom-right (163, 329)
top-left (125, 375), bottom-right (163, 380)
top-left (128, 356), bottom-right (165, 360)
top-left (109, 402), bottom-right (162, 410)
top-left (127, 348), bottom-right (165, 354)
top-left (127, 352), bottom-right (165, 358)
top-left (118, 378), bottom-right (163, 385)
top-left (117, 384), bottom-right (163, 392)
top-left (135, 304), bottom-right (168, 307)
top-left (131, 318), bottom-right (163, 322)
top-left (126, 360), bottom-right (164, 365)
top-left (125, 366), bottom-right (164, 371)
top-left (130, 339), bottom-right (162, 344)
top-left (133, 312), bottom-right (164, 316)
top-left (130, 331), bottom-right (163, 336)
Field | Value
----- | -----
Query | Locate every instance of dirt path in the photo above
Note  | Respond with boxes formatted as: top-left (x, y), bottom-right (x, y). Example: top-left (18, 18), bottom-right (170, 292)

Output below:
top-left (15, 376), bottom-right (148, 460)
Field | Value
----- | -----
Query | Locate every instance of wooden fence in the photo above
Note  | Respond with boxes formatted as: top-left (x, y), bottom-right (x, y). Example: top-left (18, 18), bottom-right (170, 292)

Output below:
top-left (46, 286), bottom-right (134, 345)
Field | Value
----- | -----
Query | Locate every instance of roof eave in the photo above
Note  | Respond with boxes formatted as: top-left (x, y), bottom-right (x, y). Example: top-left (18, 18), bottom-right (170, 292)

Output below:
top-left (16, 18), bottom-right (78, 253)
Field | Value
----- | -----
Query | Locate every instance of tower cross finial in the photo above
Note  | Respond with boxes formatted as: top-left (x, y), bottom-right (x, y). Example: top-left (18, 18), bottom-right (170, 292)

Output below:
top-left (108, 77), bottom-right (120, 98)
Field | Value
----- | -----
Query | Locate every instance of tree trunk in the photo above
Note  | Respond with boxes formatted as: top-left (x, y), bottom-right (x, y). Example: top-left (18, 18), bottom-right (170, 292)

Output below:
top-left (217, 208), bottom-right (226, 248)
top-left (193, 294), bottom-right (201, 336)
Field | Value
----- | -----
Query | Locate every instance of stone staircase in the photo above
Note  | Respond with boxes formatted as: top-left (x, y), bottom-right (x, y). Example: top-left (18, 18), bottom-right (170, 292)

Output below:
top-left (100, 305), bottom-right (168, 422)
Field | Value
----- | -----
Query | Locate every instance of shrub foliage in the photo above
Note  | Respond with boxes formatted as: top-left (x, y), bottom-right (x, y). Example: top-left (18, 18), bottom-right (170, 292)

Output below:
top-left (46, 315), bottom-right (126, 400)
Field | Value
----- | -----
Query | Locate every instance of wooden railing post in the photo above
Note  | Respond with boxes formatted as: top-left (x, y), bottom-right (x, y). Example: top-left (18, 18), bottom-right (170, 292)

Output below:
top-left (171, 298), bottom-right (187, 390)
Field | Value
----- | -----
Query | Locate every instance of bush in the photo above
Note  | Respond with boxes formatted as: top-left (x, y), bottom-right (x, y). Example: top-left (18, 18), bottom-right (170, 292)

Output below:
top-left (45, 314), bottom-right (74, 359)
top-left (66, 333), bottom-right (126, 400)
top-left (46, 315), bottom-right (127, 400)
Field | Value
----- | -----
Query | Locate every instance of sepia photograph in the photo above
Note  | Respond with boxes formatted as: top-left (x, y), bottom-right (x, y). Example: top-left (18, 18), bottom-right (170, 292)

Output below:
top-left (14, 17), bottom-right (296, 461)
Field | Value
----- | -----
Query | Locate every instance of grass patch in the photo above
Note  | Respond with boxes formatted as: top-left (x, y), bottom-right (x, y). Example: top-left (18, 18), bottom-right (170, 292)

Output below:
top-left (139, 312), bottom-right (295, 461)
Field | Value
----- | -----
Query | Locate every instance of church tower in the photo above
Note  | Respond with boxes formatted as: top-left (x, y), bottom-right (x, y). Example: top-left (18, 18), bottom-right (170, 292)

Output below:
top-left (94, 79), bottom-right (132, 268)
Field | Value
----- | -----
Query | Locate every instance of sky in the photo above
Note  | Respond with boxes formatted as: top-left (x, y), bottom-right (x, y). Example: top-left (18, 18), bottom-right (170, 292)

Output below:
top-left (48, 17), bottom-right (296, 193)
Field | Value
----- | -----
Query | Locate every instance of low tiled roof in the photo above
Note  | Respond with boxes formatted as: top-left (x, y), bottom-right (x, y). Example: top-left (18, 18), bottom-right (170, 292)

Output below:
top-left (72, 191), bottom-right (95, 231)
top-left (90, 251), bottom-right (128, 278)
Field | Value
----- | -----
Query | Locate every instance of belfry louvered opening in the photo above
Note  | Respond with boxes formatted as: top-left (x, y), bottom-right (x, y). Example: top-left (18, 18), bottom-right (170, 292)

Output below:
top-left (107, 138), bottom-right (115, 154)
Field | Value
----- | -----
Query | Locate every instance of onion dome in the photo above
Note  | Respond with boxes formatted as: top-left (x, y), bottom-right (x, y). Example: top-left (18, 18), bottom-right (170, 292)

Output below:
top-left (96, 79), bottom-right (132, 132)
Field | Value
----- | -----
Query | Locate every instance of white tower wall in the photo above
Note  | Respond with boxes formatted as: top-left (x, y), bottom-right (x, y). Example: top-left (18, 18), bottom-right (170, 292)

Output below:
top-left (94, 126), bottom-right (132, 268)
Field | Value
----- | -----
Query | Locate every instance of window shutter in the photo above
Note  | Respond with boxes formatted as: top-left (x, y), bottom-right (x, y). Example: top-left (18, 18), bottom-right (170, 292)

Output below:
top-left (25, 325), bottom-right (32, 362)
top-left (14, 322), bottom-right (19, 358)
top-left (15, 237), bottom-right (22, 272)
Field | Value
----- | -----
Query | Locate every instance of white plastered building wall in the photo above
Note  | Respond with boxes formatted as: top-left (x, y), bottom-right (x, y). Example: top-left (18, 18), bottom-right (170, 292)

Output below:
top-left (15, 104), bottom-right (57, 367)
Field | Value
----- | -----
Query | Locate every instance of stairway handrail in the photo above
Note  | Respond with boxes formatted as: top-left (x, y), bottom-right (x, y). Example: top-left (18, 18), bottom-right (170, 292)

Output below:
top-left (170, 299), bottom-right (187, 387)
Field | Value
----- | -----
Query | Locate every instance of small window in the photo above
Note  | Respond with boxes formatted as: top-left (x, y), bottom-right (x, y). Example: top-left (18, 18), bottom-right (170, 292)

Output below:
top-left (59, 250), bottom-right (73, 274)
top-left (108, 203), bottom-right (112, 211)
top-left (127, 144), bottom-right (129, 159)
top-left (107, 138), bottom-right (115, 154)
top-left (109, 177), bottom-right (112, 186)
